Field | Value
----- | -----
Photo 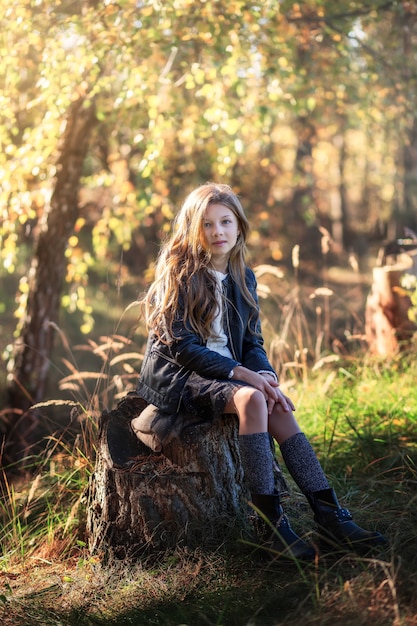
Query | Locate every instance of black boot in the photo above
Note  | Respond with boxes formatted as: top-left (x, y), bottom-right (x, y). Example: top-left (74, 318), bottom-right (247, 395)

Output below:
top-left (309, 488), bottom-right (387, 552)
top-left (251, 493), bottom-right (316, 561)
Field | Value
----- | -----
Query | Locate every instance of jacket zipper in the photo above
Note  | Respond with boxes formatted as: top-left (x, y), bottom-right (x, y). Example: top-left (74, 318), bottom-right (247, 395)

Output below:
top-left (223, 285), bottom-right (239, 362)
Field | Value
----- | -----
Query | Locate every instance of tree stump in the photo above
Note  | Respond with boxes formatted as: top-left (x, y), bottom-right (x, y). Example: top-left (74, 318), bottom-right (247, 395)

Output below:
top-left (365, 254), bottom-right (417, 355)
top-left (86, 393), bottom-right (289, 561)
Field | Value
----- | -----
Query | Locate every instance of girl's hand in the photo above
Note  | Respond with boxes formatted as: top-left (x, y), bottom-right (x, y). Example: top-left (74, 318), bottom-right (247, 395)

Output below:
top-left (233, 366), bottom-right (294, 414)
top-left (259, 372), bottom-right (295, 414)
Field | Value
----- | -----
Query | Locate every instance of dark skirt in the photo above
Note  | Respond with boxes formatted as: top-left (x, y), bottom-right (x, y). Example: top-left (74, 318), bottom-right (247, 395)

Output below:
top-left (181, 372), bottom-right (241, 418)
top-left (150, 372), bottom-right (245, 446)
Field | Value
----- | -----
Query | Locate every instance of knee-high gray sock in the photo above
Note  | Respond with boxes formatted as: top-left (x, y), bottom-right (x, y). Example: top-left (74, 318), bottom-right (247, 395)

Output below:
top-left (238, 432), bottom-right (275, 495)
top-left (280, 432), bottom-right (330, 496)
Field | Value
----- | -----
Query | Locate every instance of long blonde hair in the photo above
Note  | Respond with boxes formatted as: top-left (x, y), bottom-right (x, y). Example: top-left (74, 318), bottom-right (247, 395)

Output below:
top-left (143, 182), bottom-right (257, 342)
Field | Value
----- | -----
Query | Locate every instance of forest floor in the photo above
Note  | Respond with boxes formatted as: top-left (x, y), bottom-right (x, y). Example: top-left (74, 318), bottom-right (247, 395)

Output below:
top-left (2, 353), bottom-right (417, 625)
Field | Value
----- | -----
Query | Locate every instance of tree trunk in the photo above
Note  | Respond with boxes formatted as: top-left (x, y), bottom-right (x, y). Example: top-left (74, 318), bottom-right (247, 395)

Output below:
top-left (402, 114), bottom-right (417, 235)
top-left (400, 8), bottom-right (417, 236)
top-left (5, 97), bottom-right (97, 466)
top-left (86, 393), bottom-right (288, 561)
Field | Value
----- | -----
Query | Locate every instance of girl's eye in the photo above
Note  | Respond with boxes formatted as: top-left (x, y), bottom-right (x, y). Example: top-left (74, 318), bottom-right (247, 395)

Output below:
top-left (204, 222), bottom-right (211, 228)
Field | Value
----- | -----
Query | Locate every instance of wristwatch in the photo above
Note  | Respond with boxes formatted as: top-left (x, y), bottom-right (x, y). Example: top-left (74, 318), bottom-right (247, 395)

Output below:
top-left (228, 369), bottom-right (234, 379)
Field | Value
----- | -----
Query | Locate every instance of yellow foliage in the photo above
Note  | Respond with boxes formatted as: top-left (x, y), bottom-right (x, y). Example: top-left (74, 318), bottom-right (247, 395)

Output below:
top-left (221, 118), bottom-right (241, 136)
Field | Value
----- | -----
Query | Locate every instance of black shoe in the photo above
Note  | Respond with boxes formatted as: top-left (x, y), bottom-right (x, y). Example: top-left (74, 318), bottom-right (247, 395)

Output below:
top-left (251, 492), bottom-right (317, 562)
top-left (309, 488), bottom-right (388, 553)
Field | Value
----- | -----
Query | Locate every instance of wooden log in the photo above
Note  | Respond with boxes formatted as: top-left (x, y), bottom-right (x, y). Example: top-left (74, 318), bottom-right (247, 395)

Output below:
top-left (85, 405), bottom-right (247, 560)
top-left (85, 394), bottom-right (288, 561)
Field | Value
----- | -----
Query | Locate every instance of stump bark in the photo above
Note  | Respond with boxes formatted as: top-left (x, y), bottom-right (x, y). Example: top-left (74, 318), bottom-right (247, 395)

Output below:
top-left (86, 394), bottom-right (288, 560)
top-left (365, 257), bottom-right (417, 355)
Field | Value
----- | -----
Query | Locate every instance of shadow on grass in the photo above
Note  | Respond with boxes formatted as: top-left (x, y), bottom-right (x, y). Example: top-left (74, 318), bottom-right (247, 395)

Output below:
top-left (64, 572), bottom-right (315, 626)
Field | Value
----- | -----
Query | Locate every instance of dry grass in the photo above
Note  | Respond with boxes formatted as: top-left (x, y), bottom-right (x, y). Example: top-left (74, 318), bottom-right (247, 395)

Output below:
top-left (2, 356), bottom-right (417, 626)
top-left (2, 260), bottom-right (417, 624)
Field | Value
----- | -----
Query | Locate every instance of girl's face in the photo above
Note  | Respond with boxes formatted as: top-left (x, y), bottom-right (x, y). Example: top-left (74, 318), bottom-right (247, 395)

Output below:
top-left (202, 203), bottom-right (240, 272)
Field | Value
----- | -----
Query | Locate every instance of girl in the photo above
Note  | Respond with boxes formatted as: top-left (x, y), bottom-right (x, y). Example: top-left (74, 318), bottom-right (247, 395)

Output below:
top-left (136, 182), bottom-right (386, 560)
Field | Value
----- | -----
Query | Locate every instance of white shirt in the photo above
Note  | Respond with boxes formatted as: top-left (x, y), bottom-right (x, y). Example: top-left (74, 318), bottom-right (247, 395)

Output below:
top-left (206, 270), bottom-right (234, 359)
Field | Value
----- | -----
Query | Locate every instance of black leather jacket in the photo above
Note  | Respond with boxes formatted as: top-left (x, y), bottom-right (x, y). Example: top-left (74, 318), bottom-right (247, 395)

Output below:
top-left (136, 267), bottom-right (276, 413)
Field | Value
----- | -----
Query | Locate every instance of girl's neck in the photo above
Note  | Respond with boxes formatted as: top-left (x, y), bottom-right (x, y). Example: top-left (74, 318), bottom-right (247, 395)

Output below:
top-left (209, 260), bottom-right (229, 274)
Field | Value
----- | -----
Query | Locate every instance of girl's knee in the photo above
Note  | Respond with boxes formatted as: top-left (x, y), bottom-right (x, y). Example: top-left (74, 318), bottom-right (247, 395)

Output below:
top-left (268, 405), bottom-right (300, 440)
top-left (234, 387), bottom-right (268, 433)
top-left (234, 386), bottom-right (264, 410)
top-left (270, 403), bottom-right (291, 419)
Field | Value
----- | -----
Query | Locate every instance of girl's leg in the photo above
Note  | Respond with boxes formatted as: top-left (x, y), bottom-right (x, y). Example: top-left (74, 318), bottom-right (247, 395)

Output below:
top-left (268, 403), bottom-right (330, 495)
top-left (224, 386), bottom-right (274, 495)
top-left (224, 387), bottom-right (316, 560)
top-left (268, 403), bottom-right (387, 551)
top-left (225, 385), bottom-right (268, 434)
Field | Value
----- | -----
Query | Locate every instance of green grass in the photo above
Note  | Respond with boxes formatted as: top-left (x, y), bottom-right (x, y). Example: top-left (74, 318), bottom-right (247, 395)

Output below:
top-left (2, 353), bottom-right (417, 625)
top-left (2, 258), bottom-right (417, 625)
